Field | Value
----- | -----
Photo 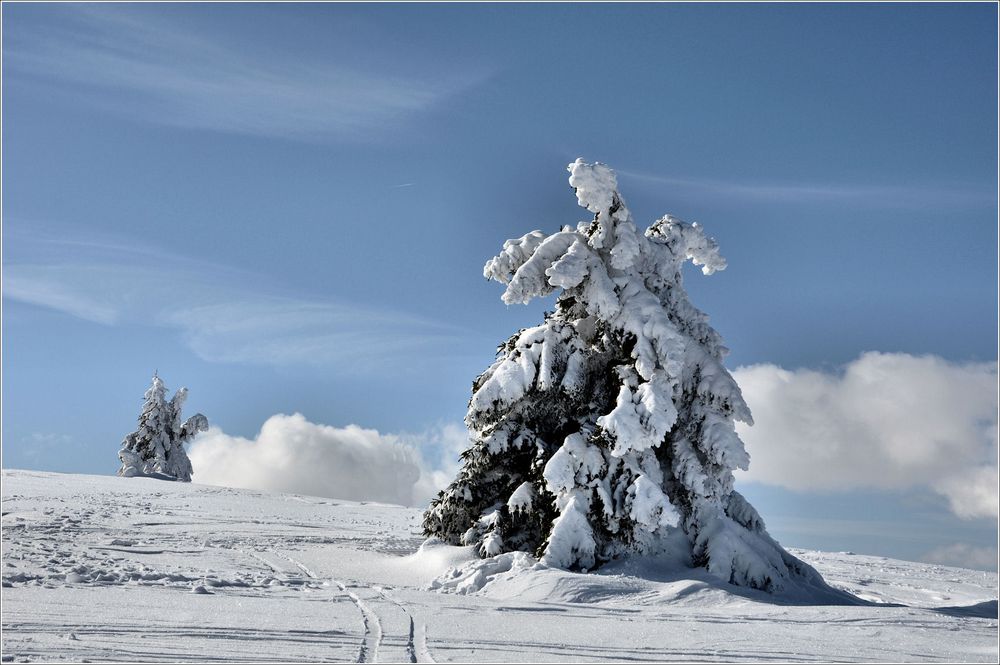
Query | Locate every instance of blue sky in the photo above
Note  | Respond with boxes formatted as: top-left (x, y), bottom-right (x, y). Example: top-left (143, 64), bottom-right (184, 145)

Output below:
top-left (2, 3), bottom-right (997, 569)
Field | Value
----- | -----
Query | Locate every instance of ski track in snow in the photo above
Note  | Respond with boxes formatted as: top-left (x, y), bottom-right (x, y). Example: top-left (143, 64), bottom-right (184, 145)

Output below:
top-left (245, 549), bottom-right (372, 661)
top-left (279, 550), bottom-right (433, 663)
top-left (280, 553), bottom-right (382, 664)
top-left (335, 581), bottom-right (380, 663)
top-left (2, 470), bottom-right (996, 663)
top-left (243, 548), bottom-right (410, 664)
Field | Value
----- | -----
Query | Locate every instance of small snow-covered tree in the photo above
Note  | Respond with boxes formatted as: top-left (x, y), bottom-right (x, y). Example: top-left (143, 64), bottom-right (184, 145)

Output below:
top-left (118, 373), bottom-right (208, 482)
top-left (424, 159), bottom-right (831, 594)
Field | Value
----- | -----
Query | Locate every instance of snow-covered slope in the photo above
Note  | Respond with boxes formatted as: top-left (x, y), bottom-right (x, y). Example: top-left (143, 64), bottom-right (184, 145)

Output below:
top-left (2, 470), bottom-right (996, 662)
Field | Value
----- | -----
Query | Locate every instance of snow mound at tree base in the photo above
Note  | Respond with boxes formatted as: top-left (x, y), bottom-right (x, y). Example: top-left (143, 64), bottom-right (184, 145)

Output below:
top-left (119, 467), bottom-right (185, 482)
top-left (423, 530), bottom-right (864, 606)
top-left (429, 549), bottom-right (538, 595)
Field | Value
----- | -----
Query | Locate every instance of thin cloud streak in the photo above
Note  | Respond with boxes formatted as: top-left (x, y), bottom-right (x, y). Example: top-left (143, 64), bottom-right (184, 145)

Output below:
top-left (761, 515), bottom-right (953, 542)
top-left (4, 5), bottom-right (487, 142)
top-left (3, 267), bottom-right (122, 325)
top-left (922, 543), bottom-right (999, 572)
top-left (164, 300), bottom-right (464, 367)
top-left (618, 169), bottom-right (996, 210)
top-left (2, 229), bottom-right (470, 372)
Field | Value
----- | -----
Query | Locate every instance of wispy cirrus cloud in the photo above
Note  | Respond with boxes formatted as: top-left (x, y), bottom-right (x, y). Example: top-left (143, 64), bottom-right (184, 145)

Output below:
top-left (2, 226), bottom-right (469, 371)
top-left (618, 169), bottom-right (996, 210)
top-left (164, 299), bottom-right (462, 367)
top-left (3, 5), bottom-right (487, 142)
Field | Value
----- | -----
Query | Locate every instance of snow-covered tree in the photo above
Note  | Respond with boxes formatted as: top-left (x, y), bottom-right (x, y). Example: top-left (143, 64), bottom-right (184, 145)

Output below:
top-left (424, 159), bottom-right (832, 593)
top-left (118, 373), bottom-right (208, 482)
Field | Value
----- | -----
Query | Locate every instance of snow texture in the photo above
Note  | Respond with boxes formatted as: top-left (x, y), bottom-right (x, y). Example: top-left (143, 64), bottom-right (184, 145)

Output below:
top-left (425, 159), bottom-right (834, 595)
top-left (117, 374), bottom-right (208, 482)
top-left (3, 470), bottom-right (996, 663)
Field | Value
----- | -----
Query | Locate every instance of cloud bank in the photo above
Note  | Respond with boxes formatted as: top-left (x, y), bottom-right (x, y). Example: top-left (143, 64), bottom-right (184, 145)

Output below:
top-left (734, 352), bottom-right (998, 519)
top-left (188, 414), bottom-right (467, 507)
top-left (187, 353), bottom-right (996, 521)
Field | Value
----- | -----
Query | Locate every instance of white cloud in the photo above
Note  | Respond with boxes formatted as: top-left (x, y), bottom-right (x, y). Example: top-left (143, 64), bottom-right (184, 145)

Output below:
top-left (5, 5), bottom-right (486, 142)
top-left (188, 414), bottom-right (468, 507)
top-left (400, 422), bottom-right (470, 506)
top-left (157, 352), bottom-right (1000, 525)
top-left (734, 352), bottom-right (999, 519)
top-left (922, 543), bottom-right (999, 572)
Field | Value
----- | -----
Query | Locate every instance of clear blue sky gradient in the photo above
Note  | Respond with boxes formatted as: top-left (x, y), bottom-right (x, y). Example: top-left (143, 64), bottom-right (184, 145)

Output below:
top-left (2, 3), bottom-right (997, 564)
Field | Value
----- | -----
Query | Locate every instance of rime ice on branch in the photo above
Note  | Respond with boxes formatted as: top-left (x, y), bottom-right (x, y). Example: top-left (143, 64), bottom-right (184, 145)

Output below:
top-left (424, 159), bottom-right (833, 593)
top-left (117, 373), bottom-right (208, 482)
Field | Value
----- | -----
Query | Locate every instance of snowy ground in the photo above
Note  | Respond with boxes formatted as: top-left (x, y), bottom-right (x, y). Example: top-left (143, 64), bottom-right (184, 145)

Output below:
top-left (2, 470), bottom-right (996, 663)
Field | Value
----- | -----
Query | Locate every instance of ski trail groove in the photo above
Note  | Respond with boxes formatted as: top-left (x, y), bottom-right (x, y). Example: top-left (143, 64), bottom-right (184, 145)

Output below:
top-left (414, 621), bottom-right (435, 664)
top-left (373, 585), bottom-right (416, 663)
top-left (280, 553), bottom-right (381, 664)
top-left (237, 549), bottom-right (432, 663)
top-left (241, 549), bottom-right (375, 663)
top-left (372, 584), bottom-right (435, 664)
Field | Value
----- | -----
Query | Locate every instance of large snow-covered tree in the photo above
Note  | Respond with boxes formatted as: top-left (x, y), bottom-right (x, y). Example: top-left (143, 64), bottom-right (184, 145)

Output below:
top-left (424, 159), bottom-right (832, 593)
top-left (118, 373), bottom-right (208, 482)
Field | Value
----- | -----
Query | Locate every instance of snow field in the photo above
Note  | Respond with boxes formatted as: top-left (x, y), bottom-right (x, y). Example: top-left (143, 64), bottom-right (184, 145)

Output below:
top-left (2, 470), bottom-right (997, 663)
